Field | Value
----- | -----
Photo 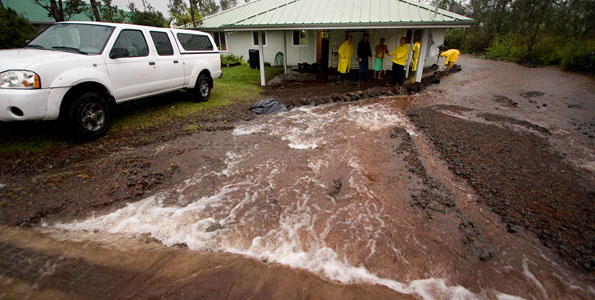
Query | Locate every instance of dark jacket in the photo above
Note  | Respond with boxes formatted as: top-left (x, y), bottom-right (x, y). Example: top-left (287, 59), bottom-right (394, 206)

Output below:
top-left (357, 40), bottom-right (372, 59)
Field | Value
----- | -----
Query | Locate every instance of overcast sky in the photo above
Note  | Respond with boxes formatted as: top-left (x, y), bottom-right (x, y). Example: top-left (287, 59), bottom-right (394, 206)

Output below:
top-left (109, 0), bottom-right (250, 18)
top-left (108, 0), bottom-right (439, 18)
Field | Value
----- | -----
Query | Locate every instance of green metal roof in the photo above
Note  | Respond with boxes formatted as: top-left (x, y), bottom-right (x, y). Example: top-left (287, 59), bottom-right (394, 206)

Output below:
top-left (5, 0), bottom-right (94, 23)
top-left (201, 0), bottom-right (474, 30)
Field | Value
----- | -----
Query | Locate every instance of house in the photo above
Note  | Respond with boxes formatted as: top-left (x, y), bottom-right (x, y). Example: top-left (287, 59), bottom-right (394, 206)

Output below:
top-left (199, 0), bottom-right (473, 85)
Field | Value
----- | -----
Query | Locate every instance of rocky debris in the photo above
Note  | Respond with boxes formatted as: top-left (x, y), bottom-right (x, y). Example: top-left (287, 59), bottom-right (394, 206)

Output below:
top-left (520, 91), bottom-right (545, 99)
top-left (329, 179), bottom-right (343, 197)
top-left (569, 117), bottom-right (595, 140)
top-left (567, 103), bottom-right (584, 109)
top-left (408, 105), bottom-right (595, 272)
top-left (492, 95), bottom-right (518, 108)
top-left (478, 113), bottom-right (551, 135)
top-left (206, 223), bottom-right (223, 232)
top-left (270, 68), bottom-right (461, 109)
top-left (520, 91), bottom-right (546, 108)
top-left (390, 127), bottom-right (493, 258)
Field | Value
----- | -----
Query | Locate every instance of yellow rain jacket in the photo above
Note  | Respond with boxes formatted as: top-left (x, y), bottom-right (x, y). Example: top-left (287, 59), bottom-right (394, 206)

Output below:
top-left (390, 44), bottom-right (410, 66)
top-left (440, 49), bottom-right (460, 65)
top-left (411, 42), bottom-right (421, 71)
top-left (337, 40), bottom-right (354, 74)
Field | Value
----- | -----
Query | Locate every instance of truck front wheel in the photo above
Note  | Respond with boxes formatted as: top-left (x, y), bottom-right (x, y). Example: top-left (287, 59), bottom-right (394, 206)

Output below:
top-left (68, 92), bottom-right (112, 140)
top-left (193, 74), bottom-right (211, 102)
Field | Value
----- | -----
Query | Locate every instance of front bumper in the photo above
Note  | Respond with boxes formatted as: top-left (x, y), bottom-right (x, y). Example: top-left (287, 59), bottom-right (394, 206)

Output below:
top-left (0, 88), bottom-right (67, 121)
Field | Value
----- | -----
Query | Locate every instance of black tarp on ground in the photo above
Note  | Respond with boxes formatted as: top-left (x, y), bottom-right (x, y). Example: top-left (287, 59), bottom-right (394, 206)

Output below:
top-left (250, 98), bottom-right (288, 114)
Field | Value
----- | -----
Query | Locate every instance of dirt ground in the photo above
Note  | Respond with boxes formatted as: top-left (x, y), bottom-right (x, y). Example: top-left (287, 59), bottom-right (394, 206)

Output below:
top-left (0, 56), bottom-right (594, 299)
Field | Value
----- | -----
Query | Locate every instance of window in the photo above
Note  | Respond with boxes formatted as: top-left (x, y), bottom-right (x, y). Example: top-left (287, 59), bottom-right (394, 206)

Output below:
top-left (252, 32), bottom-right (266, 47)
top-left (211, 32), bottom-right (227, 51)
top-left (177, 33), bottom-right (214, 51)
top-left (110, 29), bottom-right (149, 57)
top-left (150, 31), bottom-right (174, 56)
top-left (292, 30), bottom-right (307, 46)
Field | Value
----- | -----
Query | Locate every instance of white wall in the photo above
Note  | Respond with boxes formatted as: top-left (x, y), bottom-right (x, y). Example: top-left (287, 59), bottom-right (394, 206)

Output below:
top-left (223, 30), bottom-right (316, 66)
top-left (219, 28), bottom-right (445, 69)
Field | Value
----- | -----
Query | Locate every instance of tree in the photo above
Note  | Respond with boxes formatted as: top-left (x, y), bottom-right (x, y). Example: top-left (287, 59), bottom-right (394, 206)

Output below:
top-left (32, 0), bottom-right (93, 22)
top-left (99, 0), bottom-right (126, 23)
top-left (197, 0), bottom-right (219, 16)
top-left (220, 0), bottom-right (238, 11)
top-left (89, 0), bottom-right (101, 21)
top-left (0, 7), bottom-right (37, 49)
top-left (128, 1), bottom-right (166, 27)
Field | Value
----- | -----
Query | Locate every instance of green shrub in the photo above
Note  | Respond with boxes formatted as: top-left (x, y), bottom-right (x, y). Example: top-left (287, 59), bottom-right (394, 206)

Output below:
top-left (464, 32), bottom-right (494, 54)
top-left (221, 54), bottom-right (244, 66)
top-left (0, 8), bottom-right (36, 49)
top-left (485, 34), bottom-right (526, 62)
top-left (561, 39), bottom-right (595, 73)
top-left (444, 28), bottom-right (466, 50)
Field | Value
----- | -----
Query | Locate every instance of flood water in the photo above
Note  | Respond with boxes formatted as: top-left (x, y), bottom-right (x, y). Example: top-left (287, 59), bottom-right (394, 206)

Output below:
top-left (2, 56), bottom-right (594, 299)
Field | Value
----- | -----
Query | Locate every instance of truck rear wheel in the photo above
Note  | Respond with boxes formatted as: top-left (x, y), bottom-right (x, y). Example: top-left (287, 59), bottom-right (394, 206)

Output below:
top-left (68, 92), bottom-right (112, 140)
top-left (193, 74), bottom-right (211, 102)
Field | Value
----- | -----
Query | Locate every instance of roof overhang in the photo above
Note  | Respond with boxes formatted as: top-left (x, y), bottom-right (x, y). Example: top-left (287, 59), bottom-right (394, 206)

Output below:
top-left (203, 21), bottom-right (473, 31)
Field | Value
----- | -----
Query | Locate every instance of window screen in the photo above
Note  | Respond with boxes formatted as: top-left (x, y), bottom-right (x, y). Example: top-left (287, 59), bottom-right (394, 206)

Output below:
top-left (150, 31), bottom-right (174, 56)
top-left (177, 33), bottom-right (214, 51)
top-left (111, 30), bottom-right (149, 57)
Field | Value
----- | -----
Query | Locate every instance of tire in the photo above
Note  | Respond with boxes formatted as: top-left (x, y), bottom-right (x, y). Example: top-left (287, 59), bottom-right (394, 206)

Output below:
top-left (193, 73), bottom-right (211, 102)
top-left (68, 92), bottom-right (112, 140)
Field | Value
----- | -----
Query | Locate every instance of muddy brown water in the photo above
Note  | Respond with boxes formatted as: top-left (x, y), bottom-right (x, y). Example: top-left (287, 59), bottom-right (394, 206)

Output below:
top-left (1, 56), bottom-right (594, 299)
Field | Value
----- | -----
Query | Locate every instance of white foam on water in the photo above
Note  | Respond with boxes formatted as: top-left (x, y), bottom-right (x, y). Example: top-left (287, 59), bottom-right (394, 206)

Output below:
top-left (232, 124), bottom-right (266, 136)
top-left (522, 257), bottom-right (548, 300)
top-left (56, 100), bottom-right (528, 300)
top-left (495, 293), bottom-right (527, 300)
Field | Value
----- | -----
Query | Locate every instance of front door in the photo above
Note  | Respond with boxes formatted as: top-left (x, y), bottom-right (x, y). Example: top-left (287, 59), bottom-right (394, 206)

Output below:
top-left (105, 29), bottom-right (158, 101)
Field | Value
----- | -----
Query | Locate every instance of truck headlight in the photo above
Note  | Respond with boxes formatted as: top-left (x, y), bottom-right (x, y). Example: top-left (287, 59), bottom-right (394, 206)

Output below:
top-left (0, 70), bottom-right (41, 89)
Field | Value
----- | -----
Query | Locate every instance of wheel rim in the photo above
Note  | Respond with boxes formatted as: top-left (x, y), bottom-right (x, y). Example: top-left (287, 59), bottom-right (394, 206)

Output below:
top-left (80, 102), bottom-right (105, 132)
top-left (200, 78), bottom-right (209, 98)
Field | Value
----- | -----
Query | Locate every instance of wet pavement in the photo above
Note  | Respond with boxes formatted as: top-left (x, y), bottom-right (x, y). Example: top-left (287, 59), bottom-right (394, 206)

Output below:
top-left (1, 56), bottom-right (594, 299)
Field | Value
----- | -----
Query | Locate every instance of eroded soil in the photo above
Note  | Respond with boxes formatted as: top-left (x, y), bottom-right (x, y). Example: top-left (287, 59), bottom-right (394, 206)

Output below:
top-left (1, 56), bottom-right (594, 299)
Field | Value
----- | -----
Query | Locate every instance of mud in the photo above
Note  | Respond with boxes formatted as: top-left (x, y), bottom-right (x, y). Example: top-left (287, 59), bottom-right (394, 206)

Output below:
top-left (0, 226), bottom-right (408, 300)
top-left (409, 105), bottom-right (594, 272)
top-left (0, 56), bottom-right (594, 299)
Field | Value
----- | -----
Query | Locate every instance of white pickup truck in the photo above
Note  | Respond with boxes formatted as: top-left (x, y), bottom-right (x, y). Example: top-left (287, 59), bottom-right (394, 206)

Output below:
top-left (0, 21), bottom-right (222, 139)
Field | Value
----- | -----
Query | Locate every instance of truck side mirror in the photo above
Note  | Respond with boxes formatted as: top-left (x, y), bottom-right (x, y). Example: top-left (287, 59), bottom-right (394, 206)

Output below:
top-left (109, 47), bottom-right (129, 59)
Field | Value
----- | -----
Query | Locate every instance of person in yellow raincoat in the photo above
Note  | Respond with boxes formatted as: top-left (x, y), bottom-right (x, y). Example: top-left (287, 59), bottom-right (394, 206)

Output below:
top-left (409, 38), bottom-right (421, 83)
top-left (337, 35), bottom-right (353, 83)
top-left (388, 37), bottom-right (410, 87)
top-left (440, 48), bottom-right (460, 70)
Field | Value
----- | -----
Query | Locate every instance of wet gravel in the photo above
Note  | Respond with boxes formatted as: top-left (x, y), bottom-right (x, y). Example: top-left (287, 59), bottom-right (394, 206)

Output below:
top-left (390, 127), bottom-right (494, 260)
top-left (408, 105), bottom-right (595, 272)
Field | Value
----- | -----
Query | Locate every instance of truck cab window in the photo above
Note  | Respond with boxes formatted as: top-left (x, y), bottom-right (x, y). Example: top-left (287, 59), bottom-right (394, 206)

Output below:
top-left (111, 29), bottom-right (149, 58)
top-left (150, 31), bottom-right (174, 56)
top-left (177, 33), bottom-right (214, 51)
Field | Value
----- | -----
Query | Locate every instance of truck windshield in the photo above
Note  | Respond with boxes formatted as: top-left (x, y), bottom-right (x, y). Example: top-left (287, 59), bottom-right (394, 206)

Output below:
top-left (27, 23), bottom-right (115, 55)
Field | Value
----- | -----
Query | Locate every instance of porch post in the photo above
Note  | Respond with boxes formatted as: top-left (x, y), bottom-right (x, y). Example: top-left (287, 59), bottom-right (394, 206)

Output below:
top-left (415, 28), bottom-right (430, 83)
top-left (405, 31), bottom-right (414, 79)
top-left (283, 31), bottom-right (288, 74)
top-left (259, 31), bottom-right (266, 86)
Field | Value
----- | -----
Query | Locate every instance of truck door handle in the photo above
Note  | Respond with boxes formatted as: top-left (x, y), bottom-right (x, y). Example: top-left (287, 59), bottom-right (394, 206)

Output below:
top-left (173, 60), bottom-right (179, 64)
top-left (149, 62), bottom-right (156, 66)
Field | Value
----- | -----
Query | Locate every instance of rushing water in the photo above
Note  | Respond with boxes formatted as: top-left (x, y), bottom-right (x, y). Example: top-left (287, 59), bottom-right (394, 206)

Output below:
top-left (54, 94), bottom-right (593, 299)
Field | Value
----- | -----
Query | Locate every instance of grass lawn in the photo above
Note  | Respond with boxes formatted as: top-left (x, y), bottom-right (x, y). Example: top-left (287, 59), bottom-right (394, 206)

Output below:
top-left (113, 66), bottom-right (282, 131)
top-left (0, 66), bottom-right (283, 154)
